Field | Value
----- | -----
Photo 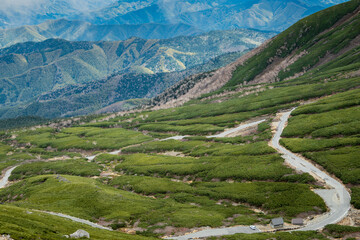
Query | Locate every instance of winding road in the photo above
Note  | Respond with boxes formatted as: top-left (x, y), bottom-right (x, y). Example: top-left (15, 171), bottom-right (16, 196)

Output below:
top-left (0, 166), bottom-right (18, 189)
top-left (271, 108), bottom-right (351, 231)
top-left (166, 108), bottom-right (351, 239)
top-left (0, 109), bottom-right (351, 238)
top-left (41, 211), bottom-right (112, 231)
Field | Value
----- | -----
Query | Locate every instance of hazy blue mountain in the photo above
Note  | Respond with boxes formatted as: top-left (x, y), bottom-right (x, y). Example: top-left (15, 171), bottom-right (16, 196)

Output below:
top-left (0, 0), bottom-right (348, 32)
top-left (0, 0), bottom-right (116, 29)
top-left (85, 0), bottom-right (349, 31)
top-left (0, 29), bottom-right (274, 118)
top-left (0, 19), bottom-right (202, 48)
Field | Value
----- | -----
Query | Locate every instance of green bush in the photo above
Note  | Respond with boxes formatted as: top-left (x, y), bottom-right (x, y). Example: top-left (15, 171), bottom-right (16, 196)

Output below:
top-left (351, 187), bottom-right (360, 209)
top-left (10, 159), bottom-right (102, 180)
top-left (0, 205), bottom-right (153, 240)
top-left (324, 224), bottom-right (360, 238)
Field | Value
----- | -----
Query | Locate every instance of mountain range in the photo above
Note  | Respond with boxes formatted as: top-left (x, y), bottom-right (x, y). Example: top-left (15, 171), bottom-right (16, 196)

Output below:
top-left (85, 0), bottom-right (349, 31)
top-left (0, 0), bottom-right (349, 46)
top-left (0, 0), bottom-right (116, 29)
top-left (0, 1), bottom-right (359, 239)
top-left (0, 29), bottom-right (274, 118)
top-left (0, 19), bottom-right (202, 48)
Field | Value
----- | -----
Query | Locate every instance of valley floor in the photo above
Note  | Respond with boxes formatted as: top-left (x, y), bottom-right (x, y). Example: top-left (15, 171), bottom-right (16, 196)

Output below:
top-left (0, 104), bottom-right (355, 239)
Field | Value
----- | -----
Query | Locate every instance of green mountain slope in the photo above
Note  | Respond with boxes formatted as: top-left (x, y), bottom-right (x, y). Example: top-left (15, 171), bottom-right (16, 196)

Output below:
top-left (226, 0), bottom-right (360, 88)
top-left (140, 0), bottom-right (360, 215)
top-left (151, 0), bottom-right (359, 107)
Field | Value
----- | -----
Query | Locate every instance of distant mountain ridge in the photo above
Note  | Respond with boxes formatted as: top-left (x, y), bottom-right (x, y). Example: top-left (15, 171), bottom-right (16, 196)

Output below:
top-left (0, 0), bottom-right (116, 29)
top-left (0, 29), bottom-right (274, 118)
top-left (149, 0), bottom-right (360, 108)
top-left (0, 19), bottom-right (202, 49)
top-left (0, 0), bottom-right (348, 46)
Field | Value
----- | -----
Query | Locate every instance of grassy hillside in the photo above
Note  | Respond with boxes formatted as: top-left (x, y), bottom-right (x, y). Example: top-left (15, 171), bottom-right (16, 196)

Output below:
top-left (0, 205), bottom-right (153, 240)
top-left (0, 1), bottom-right (359, 239)
top-left (281, 89), bottom-right (360, 208)
top-left (223, 0), bottom-right (360, 88)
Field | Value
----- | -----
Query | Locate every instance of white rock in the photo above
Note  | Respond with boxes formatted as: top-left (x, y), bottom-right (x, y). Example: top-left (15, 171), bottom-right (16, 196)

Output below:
top-left (0, 235), bottom-right (14, 240)
top-left (69, 229), bottom-right (90, 239)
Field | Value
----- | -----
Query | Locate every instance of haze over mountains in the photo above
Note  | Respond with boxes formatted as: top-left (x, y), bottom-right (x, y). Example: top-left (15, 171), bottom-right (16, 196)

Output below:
top-left (0, 29), bottom-right (274, 118)
top-left (0, 20), bottom-right (202, 48)
top-left (0, 0), bottom-right (349, 47)
top-left (0, 0), bottom-right (116, 28)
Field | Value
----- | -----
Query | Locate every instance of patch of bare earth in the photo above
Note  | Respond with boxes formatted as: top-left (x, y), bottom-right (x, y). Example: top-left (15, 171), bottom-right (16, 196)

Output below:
top-left (159, 151), bottom-right (186, 157)
top-left (318, 6), bottom-right (360, 37)
top-left (252, 50), bottom-right (308, 84)
top-left (153, 38), bottom-right (274, 109)
top-left (338, 207), bottom-right (360, 226)
top-left (201, 85), bottom-right (266, 103)
top-left (311, 35), bottom-right (360, 71)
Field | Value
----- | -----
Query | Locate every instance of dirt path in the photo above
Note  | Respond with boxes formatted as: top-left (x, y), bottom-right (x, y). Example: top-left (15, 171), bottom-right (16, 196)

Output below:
top-left (0, 166), bottom-right (18, 189)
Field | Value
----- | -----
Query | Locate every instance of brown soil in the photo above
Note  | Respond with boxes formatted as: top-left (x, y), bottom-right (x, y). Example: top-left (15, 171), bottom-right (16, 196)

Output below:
top-left (153, 38), bottom-right (274, 109)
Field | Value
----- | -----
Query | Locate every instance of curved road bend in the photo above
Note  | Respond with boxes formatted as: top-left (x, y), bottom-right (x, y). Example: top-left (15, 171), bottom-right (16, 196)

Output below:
top-left (167, 110), bottom-right (351, 239)
top-left (272, 108), bottom-right (351, 231)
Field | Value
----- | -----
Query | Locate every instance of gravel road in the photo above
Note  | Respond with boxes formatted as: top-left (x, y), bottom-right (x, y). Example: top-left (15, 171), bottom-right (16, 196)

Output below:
top-left (271, 108), bottom-right (351, 231)
top-left (41, 211), bottom-right (112, 231)
top-left (207, 119), bottom-right (266, 138)
top-left (0, 166), bottom-right (17, 189)
top-left (166, 226), bottom-right (260, 240)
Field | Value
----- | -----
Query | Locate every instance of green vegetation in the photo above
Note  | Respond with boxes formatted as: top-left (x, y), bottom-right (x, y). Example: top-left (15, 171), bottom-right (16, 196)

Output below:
top-left (16, 127), bottom-right (152, 151)
top-left (0, 175), bottom-right (260, 230)
top-left (280, 138), bottom-right (360, 152)
top-left (0, 116), bottom-right (48, 130)
top-left (109, 175), bottom-right (325, 217)
top-left (351, 187), bottom-right (360, 208)
top-left (0, 205), bottom-right (152, 240)
top-left (138, 123), bottom-right (225, 135)
top-left (121, 76), bottom-right (360, 138)
top-left (281, 89), bottom-right (360, 206)
top-left (9, 159), bottom-right (102, 180)
top-left (324, 224), bottom-right (360, 238)
top-left (116, 153), bottom-right (312, 183)
top-left (26, 148), bottom-right (82, 160)
top-left (93, 153), bottom-right (124, 164)
top-left (1, 1), bottom-right (360, 238)
top-left (227, 0), bottom-right (360, 87)
top-left (303, 147), bottom-right (360, 184)
top-left (0, 143), bottom-right (33, 172)
top-left (283, 106), bottom-right (360, 137)
top-left (123, 140), bottom-right (275, 156)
